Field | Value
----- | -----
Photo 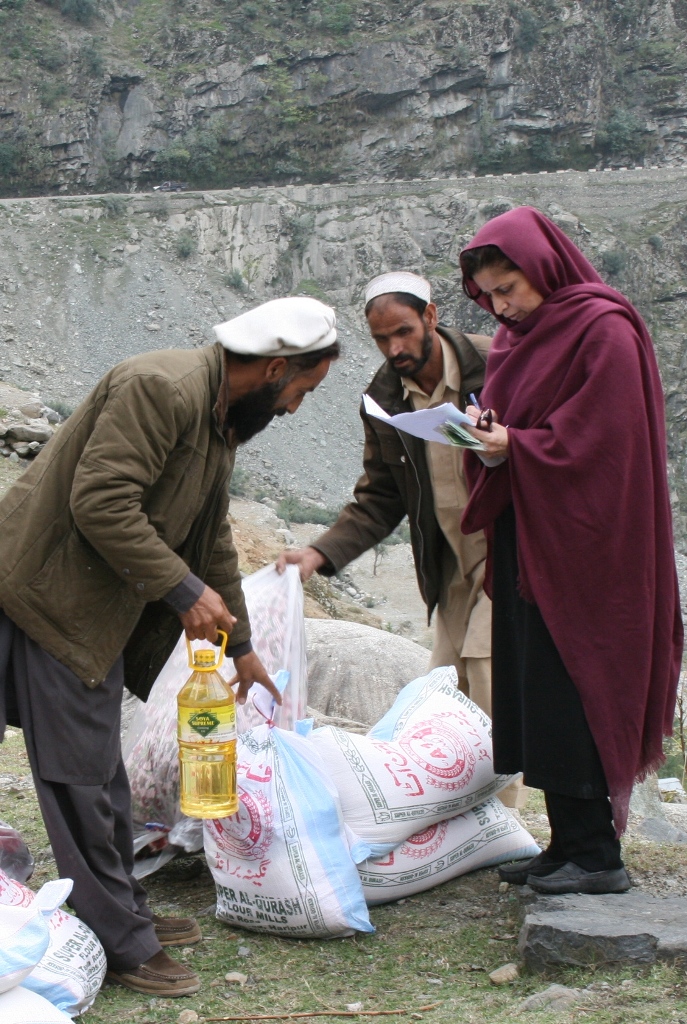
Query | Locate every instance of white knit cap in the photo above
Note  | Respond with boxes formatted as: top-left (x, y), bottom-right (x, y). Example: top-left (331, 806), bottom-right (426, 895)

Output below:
top-left (364, 272), bottom-right (431, 307)
top-left (213, 296), bottom-right (337, 356)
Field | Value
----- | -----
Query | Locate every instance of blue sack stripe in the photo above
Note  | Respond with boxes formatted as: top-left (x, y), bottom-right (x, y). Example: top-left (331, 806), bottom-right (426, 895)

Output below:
top-left (274, 731), bottom-right (374, 935)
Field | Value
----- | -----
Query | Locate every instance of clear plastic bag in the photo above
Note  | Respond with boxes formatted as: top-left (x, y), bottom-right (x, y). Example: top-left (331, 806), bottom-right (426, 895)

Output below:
top-left (123, 564), bottom-right (307, 850)
top-left (0, 823), bottom-right (34, 885)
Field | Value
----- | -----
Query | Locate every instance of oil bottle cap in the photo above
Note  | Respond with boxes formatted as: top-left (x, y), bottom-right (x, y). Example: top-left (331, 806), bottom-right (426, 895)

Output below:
top-left (193, 650), bottom-right (216, 667)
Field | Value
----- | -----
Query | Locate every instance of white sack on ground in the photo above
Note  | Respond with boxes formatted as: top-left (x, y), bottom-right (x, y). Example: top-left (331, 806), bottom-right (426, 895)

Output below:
top-left (358, 796), bottom-right (540, 904)
top-left (123, 564), bottom-right (307, 846)
top-left (0, 871), bottom-right (106, 1016)
top-left (0, 985), bottom-right (73, 1023)
top-left (204, 723), bottom-right (374, 939)
top-left (309, 667), bottom-right (515, 855)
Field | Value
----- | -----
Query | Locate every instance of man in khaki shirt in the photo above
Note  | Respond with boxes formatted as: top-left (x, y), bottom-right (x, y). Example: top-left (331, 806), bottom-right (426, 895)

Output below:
top-left (403, 331), bottom-right (492, 711)
top-left (280, 272), bottom-right (498, 705)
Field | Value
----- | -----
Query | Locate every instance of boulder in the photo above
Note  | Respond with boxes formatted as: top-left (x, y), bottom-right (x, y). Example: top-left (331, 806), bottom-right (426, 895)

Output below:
top-left (304, 618), bottom-right (430, 727)
top-left (5, 420), bottom-right (53, 443)
top-left (519, 892), bottom-right (687, 970)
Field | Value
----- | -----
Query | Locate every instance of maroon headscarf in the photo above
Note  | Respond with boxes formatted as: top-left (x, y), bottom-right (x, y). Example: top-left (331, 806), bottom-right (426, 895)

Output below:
top-left (460, 207), bottom-right (683, 833)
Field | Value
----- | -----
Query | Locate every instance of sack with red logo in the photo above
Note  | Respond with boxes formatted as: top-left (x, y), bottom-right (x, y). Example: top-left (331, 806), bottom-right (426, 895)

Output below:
top-left (358, 796), bottom-right (539, 904)
top-left (309, 667), bottom-right (516, 857)
top-left (204, 723), bottom-right (374, 939)
top-left (0, 870), bottom-right (106, 1016)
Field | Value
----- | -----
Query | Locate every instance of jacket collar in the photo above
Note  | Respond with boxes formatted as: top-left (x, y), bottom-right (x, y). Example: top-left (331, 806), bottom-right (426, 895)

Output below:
top-left (206, 343), bottom-right (233, 444)
top-left (366, 325), bottom-right (486, 415)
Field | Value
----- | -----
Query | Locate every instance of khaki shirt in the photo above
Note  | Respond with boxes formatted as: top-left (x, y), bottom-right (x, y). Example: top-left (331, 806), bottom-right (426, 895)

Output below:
top-left (403, 336), bottom-right (487, 581)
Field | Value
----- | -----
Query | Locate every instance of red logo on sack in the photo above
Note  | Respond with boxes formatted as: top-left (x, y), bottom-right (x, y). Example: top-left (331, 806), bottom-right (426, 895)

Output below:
top-left (399, 715), bottom-right (476, 790)
top-left (400, 821), bottom-right (448, 860)
top-left (207, 788), bottom-right (274, 860)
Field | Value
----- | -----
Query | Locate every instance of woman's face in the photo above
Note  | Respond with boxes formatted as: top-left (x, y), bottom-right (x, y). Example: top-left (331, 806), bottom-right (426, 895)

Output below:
top-left (472, 265), bottom-right (545, 322)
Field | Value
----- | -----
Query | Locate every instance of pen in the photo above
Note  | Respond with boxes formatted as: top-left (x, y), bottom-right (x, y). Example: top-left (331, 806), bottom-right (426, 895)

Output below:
top-left (469, 392), bottom-right (481, 410)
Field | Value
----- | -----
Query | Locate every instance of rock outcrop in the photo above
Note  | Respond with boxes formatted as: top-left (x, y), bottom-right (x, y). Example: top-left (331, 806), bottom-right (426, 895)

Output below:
top-left (1, 1), bottom-right (687, 194)
top-left (1, 168), bottom-right (686, 545)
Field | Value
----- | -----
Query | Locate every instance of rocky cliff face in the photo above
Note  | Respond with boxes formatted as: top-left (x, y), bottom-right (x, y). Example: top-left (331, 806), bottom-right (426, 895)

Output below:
top-left (1, 0), bottom-right (687, 194)
top-left (0, 167), bottom-right (686, 545)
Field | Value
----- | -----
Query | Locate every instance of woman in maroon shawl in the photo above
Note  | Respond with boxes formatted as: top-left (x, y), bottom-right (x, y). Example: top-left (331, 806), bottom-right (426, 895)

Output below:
top-left (459, 207), bottom-right (683, 895)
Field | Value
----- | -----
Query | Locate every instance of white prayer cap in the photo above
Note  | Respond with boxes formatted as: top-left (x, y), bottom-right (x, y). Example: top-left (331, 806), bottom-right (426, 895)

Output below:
top-left (213, 296), bottom-right (337, 357)
top-left (364, 272), bottom-right (431, 307)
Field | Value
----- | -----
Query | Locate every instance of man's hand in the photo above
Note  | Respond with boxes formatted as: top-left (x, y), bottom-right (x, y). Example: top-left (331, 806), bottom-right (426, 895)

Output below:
top-left (228, 651), bottom-right (283, 706)
top-left (276, 546), bottom-right (327, 582)
top-left (179, 585), bottom-right (237, 642)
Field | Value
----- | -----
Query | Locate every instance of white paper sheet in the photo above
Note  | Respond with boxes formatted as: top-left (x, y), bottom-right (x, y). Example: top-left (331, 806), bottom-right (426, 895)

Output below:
top-left (363, 394), bottom-right (479, 444)
top-left (362, 393), bottom-right (506, 464)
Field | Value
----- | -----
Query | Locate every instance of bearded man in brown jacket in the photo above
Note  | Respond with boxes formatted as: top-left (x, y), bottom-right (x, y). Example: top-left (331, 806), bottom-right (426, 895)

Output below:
top-left (0, 296), bottom-right (338, 997)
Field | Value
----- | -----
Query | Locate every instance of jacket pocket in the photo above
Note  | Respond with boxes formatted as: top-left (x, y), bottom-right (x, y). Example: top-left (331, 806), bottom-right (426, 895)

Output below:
top-left (378, 431), bottom-right (406, 467)
top-left (20, 528), bottom-right (141, 645)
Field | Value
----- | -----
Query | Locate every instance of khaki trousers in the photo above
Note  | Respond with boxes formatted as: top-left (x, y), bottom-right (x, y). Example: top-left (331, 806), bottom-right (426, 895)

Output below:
top-left (428, 570), bottom-right (529, 811)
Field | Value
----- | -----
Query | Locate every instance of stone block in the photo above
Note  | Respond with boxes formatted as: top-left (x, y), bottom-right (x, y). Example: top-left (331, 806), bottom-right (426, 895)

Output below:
top-left (519, 892), bottom-right (687, 970)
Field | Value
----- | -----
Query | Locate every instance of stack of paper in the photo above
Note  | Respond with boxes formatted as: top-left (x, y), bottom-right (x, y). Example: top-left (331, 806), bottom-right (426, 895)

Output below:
top-left (362, 395), bottom-right (487, 451)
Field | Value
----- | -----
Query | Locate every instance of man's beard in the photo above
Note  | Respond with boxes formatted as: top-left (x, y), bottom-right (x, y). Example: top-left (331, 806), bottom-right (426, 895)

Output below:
top-left (388, 326), bottom-right (434, 378)
top-left (225, 380), bottom-right (287, 443)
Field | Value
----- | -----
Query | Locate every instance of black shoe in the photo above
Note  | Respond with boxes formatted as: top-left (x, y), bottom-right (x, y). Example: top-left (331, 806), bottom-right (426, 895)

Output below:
top-left (498, 851), bottom-right (566, 886)
top-left (526, 861), bottom-right (631, 895)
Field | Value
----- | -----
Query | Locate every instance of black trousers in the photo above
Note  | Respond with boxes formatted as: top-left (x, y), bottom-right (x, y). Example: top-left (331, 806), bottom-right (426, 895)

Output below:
top-left (0, 611), bottom-right (161, 971)
top-left (492, 505), bottom-right (622, 873)
top-left (544, 792), bottom-right (622, 872)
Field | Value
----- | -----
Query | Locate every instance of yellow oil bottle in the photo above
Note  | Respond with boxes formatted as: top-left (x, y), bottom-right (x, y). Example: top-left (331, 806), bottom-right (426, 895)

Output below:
top-left (177, 630), bottom-right (238, 819)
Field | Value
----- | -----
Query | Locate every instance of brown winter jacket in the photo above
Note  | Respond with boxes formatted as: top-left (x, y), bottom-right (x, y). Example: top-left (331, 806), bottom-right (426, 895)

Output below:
top-left (0, 343), bottom-right (249, 700)
top-left (313, 326), bottom-right (490, 621)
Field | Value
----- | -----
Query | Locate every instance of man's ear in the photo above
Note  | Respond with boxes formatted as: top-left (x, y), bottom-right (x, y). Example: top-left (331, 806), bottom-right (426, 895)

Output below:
top-left (423, 302), bottom-right (439, 330)
top-left (264, 356), bottom-right (289, 383)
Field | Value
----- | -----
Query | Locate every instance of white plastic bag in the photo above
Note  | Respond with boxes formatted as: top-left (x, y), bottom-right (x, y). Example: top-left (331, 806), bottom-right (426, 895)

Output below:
top-left (0, 986), bottom-right (73, 1023)
top-left (204, 723), bottom-right (374, 939)
top-left (0, 871), bottom-right (106, 1016)
top-left (358, 797), bottom-right (540, 904)
top-left (123, 564), bottom-right (307, 842)
top-left (309, 667), bottom-right (515, 855)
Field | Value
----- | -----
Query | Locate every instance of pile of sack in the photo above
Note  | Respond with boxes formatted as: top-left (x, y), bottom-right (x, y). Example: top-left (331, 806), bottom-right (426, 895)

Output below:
top-left (126, 565), bottom-right (539, 940)
top-left (205, 665), bottom-right (538, 938)
top-left (0, 868), bottom-right (106, 1022)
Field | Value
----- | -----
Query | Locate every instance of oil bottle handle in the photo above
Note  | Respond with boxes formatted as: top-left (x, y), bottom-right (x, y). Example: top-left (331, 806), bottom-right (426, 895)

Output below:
top-left (185, 629), bottom-right (229, 670)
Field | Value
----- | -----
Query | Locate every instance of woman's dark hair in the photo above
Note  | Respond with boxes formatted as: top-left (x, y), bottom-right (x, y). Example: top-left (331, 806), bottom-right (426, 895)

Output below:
top-left (364, 292), bottom-right (428, 318)
top-left (460, 245), bottom-right (520, 298)
top-left (230, 340), bottom-right (341, 376)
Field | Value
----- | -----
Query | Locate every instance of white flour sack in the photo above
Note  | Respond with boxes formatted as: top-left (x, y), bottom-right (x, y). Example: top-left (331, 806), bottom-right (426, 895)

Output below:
top-left (358, 796), bottom-right (540, 904)
top-left (309, 667), bottom-right (516, 855)
top-left (0, 871), bottom-right (106, 1016)
top-left (204, 724), bottom-right (374, 939)
top-left (0, 986), bottom-right (73, 1023)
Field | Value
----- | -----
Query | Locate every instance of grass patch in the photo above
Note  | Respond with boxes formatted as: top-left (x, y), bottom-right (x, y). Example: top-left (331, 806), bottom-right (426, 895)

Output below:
top-left (2, 732), bottom-right (687, 1022)
top-left (277, 494), bottom-right (339, 526)
top-left (175, 229), bottom-right (197, 259)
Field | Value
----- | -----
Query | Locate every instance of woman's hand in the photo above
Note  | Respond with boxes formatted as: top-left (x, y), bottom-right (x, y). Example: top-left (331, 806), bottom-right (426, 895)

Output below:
top-left (465, 405), bottom-right (509, 459)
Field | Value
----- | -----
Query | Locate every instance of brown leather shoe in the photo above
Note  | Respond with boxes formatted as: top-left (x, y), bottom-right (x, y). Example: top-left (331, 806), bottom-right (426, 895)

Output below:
top-left (152, 912), bottom-right (202, 947)
top-left (107, 949), bottom-right (200, 997)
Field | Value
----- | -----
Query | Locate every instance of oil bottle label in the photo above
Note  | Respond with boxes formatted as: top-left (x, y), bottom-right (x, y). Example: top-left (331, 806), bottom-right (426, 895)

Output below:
top-left (179, 705), bottom-right (236, 743)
